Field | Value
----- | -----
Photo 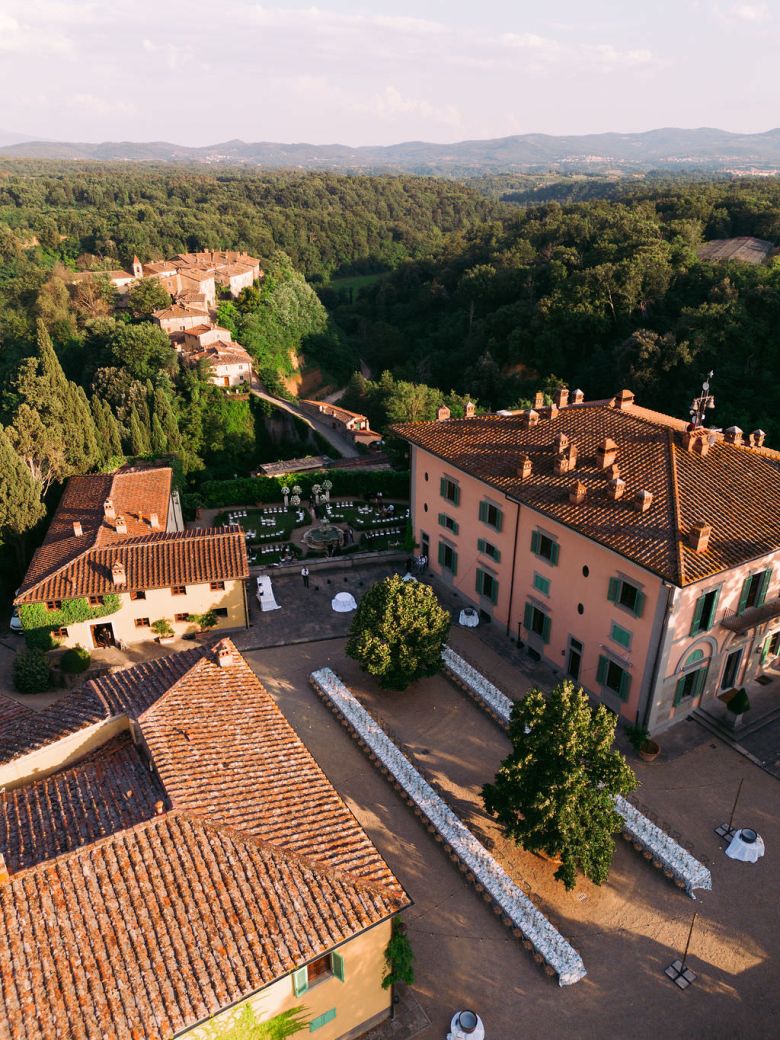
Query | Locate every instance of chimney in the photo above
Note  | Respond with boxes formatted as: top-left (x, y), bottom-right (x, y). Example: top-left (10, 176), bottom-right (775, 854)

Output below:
top-left (517, 454), bottom-right (533, 479)
top-left (553, 432), bottom-right (569, 453)
top-left (569, 480), bottom-right (587, 505)
top-left (607, 462), bottom-right (620, 480)
top-left (217, 646), bottom-right (233, 669)
top-left (111, 559), bottom-right (126, 586)
top-left (149, 512), bottom-right (161, 530)
top-left (682, 427), bottom-right (711, 457)
top-left (0, 853), bottom-right (10, 887)
top-left (554, 443), bottom-right (578, 475)
top-left (613, 389), bottom-right (635, 411)
top-left (688, 522), bottom-right (712, 554)
top-left (607, 477), bottom-right (626, 501)
top-left (723, 426), bottom-right (743, 446)
top-left (154, 800), bottom-right (165, 815)
top-left (533, 391), bottom-right (545, 409)
top-left (540, 404), bottom-right (559, 421)
top-left (464, 400), bottom-right (476, 418)
top-left (436, 405), bottom-right (451, 422)
top-left (553, 387), bottom-right (569, 409)
top-left (748, 429), bottom-right (766, 448)
top-left (115, 515), bottom-right (127, 535)
top-left (520, 409), bottom-right (539, 429)
top-left (72, 520), bottom-right (83, 537)
top-left (633, 489), bottom-right (653, 513)
top-left (103, 498), bottom-right (116, 520)
top-left (596, 437), bottom-right (618, 469)
top-left (571, 388), bottom-right (585, 405)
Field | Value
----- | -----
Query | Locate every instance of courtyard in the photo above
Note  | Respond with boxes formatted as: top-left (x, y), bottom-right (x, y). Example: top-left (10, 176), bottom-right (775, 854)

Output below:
top-left (246, 635), bottom-right (780, 1040)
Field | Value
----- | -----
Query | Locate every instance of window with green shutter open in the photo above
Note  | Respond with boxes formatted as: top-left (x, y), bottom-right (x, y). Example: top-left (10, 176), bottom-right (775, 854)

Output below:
top-left (476, 568), bottom-right (499, 603)
top-left (690, 586), bottom-right (720, 635)
top-left (596, 654), bottom-right (632, 701)
top-left (531, 530), bottom-right (559, 565)
top-left (437, 512), bottom-right (459, 534)
top-left (523, 601), bottom-right (551, 642)
top-left (310, 1009), bottom-right (337, 1032)
top-left (479, 500), bottom-right (503, 531)
top-left (674, 662), bottom-right (709, 706)
top-left (607, 576), bottom-right (645, 618)
top-left (440, 476), bottom-right (460, 505)
top-left (737, 568), bottom-right (772, 613)
top-left (477, 538), bottom-right (501, 562)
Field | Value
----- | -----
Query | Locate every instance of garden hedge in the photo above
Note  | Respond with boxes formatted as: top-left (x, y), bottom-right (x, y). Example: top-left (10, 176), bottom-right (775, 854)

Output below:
top-left (188, 469), bottom-right (410, 512)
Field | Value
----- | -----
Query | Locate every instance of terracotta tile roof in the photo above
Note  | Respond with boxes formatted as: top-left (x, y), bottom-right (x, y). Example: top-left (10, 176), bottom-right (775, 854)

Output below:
top-left (0, 687), bottom-right (107, 765)
top-left (17, 467), bottom-right (248, 605)
top-left (394, 400), bottom-right (780, 586)
top-left (1, 733), bottom-right (167, 872)
top-left (0, 642), bottom-right (408, 1040)
top-left (152, 304), bottom-right (207, 319)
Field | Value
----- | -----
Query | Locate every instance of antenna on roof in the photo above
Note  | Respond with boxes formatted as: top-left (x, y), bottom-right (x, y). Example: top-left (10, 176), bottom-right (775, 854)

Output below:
top-left (689, 371), bottom-right (715, 428)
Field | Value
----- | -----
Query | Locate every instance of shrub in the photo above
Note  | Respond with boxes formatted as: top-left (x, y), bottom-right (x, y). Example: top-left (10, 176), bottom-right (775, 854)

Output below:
top-left (60, 646), bottom-right (91, 674)
top-left (151, 618), bottom-right (174, 639)
top-left (382, 918), bottom-right (415, 989)
top-left (727, 687), bottom-right (750, 714)
top-left (193, 609), bottom-right (218, 632)
top-left (13, 648), bottom-right (52, 694)
top-left (346, 574), bottom-right (450, 690)
top-left (625, 722), bottom-right (649, 753)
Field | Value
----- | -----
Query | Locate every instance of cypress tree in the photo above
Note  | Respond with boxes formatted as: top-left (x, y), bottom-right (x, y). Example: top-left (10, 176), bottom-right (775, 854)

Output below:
top-left (150, 414), bottom-right (167, 455)
top-left (128, 406), bottom-right (149, 457)
top-left (0, 426), bottom-right (46, 563)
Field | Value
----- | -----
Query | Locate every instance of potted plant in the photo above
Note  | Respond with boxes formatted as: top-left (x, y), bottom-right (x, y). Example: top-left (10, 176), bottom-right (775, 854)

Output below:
top-left (725, 687), bottom-right (750, 730)
top-left (151, 618), bottom-right (175, 644)
top-left (192, 609), bottom-right (218, 640)
top-left (626, 721), bottom-right (660, 762)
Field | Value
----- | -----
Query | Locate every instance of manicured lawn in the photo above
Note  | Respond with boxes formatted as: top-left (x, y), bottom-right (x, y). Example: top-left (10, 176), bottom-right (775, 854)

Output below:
top-left (215, 506), bottom-right (309, 544)
top-left (327, 271), bottom-right (387, 294)
top-left (324, 500), bottom-right (410, 530)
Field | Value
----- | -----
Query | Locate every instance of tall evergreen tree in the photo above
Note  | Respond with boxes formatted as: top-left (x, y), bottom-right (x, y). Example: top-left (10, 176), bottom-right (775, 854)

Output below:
top-left (127, 406), bottom-right (149, 457)
top-left (0, 426), bottom-right (46, 563)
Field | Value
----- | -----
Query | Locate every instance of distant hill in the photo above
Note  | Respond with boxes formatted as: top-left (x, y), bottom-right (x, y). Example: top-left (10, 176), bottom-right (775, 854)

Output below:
top-left (0, 128), bottom-right (37, 148)
top-left (2, 127), bottom-right (780, 174)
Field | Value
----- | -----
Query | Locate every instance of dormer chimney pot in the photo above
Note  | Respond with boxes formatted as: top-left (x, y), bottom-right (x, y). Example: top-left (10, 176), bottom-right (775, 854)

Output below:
top-left (607, 477), bottom-right (626, 501)
top-left (688, 522), bottom-right (712, 554)
top-left (553, 432), bottom-right (569, 453)
top-left (111, 559), bottom-right (126, 586)
top-left (521, 409), bottom-right (539, 429)
top-left (115, 515), bottom-right (127, 535)
top-left (748, 429), bottom-right (766, 448)
top-left (533, 391), bottom-right (545, 410)
top-left (634, 489), bottom-right (653, 513)
top-left (103, 498), bottom-right (115, 520)
top-left (613, 389), bottom-right (635, 410)
top-left (464, 400), bottom-right (476, 418)
top-left (149, 512), bottom-right (160, 530)
top-left (596, 437), bottom-right (618, 469)
top-left (553, 387), bottom-right (569, 409)
top-left (569, 480), bottom-right (587, 505)
top-left (517, 454), bottom-right (533, 479)
top-left (571, 388), bottom-right (585, 405)
top-left (723, 426), bottom-right (743, 446)
top-left (72, 520), bottom-right (83, 537)
top-left (217, 646), bottom-right (234, 668)
top-left (436, 405), bottom-right (451, 422)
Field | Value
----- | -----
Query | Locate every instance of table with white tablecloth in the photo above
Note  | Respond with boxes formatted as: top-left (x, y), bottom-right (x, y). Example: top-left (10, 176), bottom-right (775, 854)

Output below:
top-left (725, 828), bottom-right (765, 863)
top-left (332, 591), bottom-right (357, 613)
top-left (459, 608), bottom-right (479, 628)
top-left (256, 575), bottom-right (280, 611)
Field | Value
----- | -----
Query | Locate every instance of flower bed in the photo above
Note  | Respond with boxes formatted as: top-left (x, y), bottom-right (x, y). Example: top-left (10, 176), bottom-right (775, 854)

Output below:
top-left (309, 666), bottom-right (587, 987)
top-left (441, 646), bottom-right (712, 899)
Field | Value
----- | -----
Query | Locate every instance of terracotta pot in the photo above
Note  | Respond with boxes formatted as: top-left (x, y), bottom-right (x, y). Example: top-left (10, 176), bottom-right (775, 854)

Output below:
top-left (639, 739), bottom-right (660, 763)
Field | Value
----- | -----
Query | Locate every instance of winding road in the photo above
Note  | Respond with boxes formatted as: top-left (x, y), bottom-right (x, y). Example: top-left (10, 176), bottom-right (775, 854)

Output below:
top-left (250, 387), bottom-right (360, 459)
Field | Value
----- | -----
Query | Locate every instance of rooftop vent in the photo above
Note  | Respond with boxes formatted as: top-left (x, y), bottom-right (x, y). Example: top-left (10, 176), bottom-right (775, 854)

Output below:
top-left (569, 480), bottom-right (587, 505)
top-left (517, 454), bottom-right (533, 480)
top-left (111, 560), bottom-right (126, 586)
top-left (72, 520), bottom-right (83, 537)
top-left (613, 389), bottom-right (635, 411)
top-left (103, 498), bottom-right (116, 520)
top-left (596, 437), bottom-right (618, 469)
top-left (464, 400), bottom-right (476, 418)
top-left (634, 489), bottom-right (653, 513)
top-left (607, 477), bottom-right (626, 501)
top-left (436, 405), bottom-right (451, 422)
top-left (149, 512), bottom-right (161, 530)
top-left (217, 646), bottom-right (234, 668)
top-left (115, 515), bottom-right (127, 535)
top-left (723, 426), bottom-right (743, 446)
top-left (571, 389), bottom-right (585, 405)
top-left (553, 387), bottom-right (569, 408)
top-left (688, 522), bottom-right (712, 554)
top-left (748, 429), bottom-right (766, 448)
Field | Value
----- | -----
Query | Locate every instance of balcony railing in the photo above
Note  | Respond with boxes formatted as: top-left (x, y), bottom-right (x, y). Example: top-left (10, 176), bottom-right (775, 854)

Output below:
top-left (720, 597), bottom-right (780, 634)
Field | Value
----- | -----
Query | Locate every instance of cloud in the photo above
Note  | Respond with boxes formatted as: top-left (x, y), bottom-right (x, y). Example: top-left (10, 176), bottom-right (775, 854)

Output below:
top-left (714, 2), bottom-right (771, 23)
top-left (0, 11), bottom-right (72, 53)
top-left (355, 86), bottom-right (462, 128)
top-left (72, 93), bottom-right (137, 117)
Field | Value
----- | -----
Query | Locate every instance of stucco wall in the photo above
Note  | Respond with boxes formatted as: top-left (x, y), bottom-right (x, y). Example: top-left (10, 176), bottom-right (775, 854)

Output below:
top-left (0, 715), bottom-right (128, 791)
top-left (55, 579), bottom-right (247, 650)
top-left (179, 919), bottom-right (392, 1040)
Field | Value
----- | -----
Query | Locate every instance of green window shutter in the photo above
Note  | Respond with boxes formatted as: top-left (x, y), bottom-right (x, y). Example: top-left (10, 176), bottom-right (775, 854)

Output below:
top-left (310, 1009), bottom-right (337, 1032)
top-left (541, 613), bottom-right (551, 643)
top-left (596, 655), bottom-right (609, 685)
top-left (451, 519), bottom-right (459, 535)
top-left (633, 590), bottom-right (645, 618)
top-left (523, 602), bottom-right (533, 630)
top-left (674, 675), bottom-right (686, 707)
top-left (761, 638), bottom-right (771, 666)
top-left (608, 577), bottom-right (620, 603)
top-left (549, 541), bottom-right (559, 566)
top-left (618, 669), bottom-right (632, 702)
top-left (690, 594), bottom-right (706, 637)
top-left (452, 484), bottom-right (460, 506)
top-left (438, 512), bottom-right (446, 527)
top-left (490, 578), bottom-right (499, 604)
top-left (439, 476), bottom-right (447, 497)
top-left (479, 501), bottom-right (487, 523)
top-left (477, 538), bottom-right (486, 553)
top-left (756, 568), bottom-right (772, 608)
top-left (451, 549), bottom-right (458, 576)
top-left (292, 966), bottom-right (308, 996)
top-left (737, 576), bottom-right (751, 614)
top-left (331, 952), bottom-right (345, 982)
top-left (693, 666), bottom-right (708, 698)
top-left (531, 531), bottom-right (541, 555)
top-left (704, 587), bottom-right (720, 630)
top-left (611, 624), bottom-right (631, 649)
top-left (495, 508), bottom-right (503, 532)
top-left (437, 541), bottom-right (446, 567)
top-left (493, 547), bottom-right (501, 562)
top-left (476, 569), bottom-right (484, 596)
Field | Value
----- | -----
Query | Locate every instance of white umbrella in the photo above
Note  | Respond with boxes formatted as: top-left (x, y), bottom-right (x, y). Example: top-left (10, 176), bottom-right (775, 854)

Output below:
top-left (332, 592), bottom-right (357, 612)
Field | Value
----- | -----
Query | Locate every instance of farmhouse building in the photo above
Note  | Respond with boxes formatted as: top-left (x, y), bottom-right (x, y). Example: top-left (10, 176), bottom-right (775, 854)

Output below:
top-left (300, 400), bottom-right (382, 447)
top-left (395, 388), bottom-right (780, 735)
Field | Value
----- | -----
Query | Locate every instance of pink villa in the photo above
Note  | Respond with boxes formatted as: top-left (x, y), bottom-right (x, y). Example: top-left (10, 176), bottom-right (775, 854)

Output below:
top-left (395, 388), bottom-right (780, 735)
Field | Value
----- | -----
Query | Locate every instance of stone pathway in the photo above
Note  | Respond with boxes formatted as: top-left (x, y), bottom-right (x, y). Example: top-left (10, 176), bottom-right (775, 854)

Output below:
top-left (361, 988), bottom-right (430, 1040)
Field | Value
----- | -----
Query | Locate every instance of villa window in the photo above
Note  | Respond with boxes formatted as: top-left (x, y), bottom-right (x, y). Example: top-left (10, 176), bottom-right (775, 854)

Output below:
top-left (479, 500), bottom-right (503, 532)
top-left (737, 568), bottom-right (772, 613)
top-left (88, 596), bottom-right (103, 607)
top-left (210, 580), bottom-right (225, 591)
top-left (532, 572), bottom-right (550, 596)
top-left (477, 538), bottom-right (501, 562)
top-left (608, 577), bottom-right (645, 618)
top-left (174, 613), bottom-right (190, 623)
top-left (523, 602), bottom-right (551, 643)
top-left (596, 655), bottom-right (632, 701)
top-left (690, 586), bottom-right (720, 635)
top-left (610, 623), bottom-right (632, 650)
top-left (171, 586), bottom-right (187, 596)
top-left (439, 476), bottom-right (460, 506)
top-left (134, 617), bottom-right (150, 628)
top-left (674, 650), bottom-right (708, 706)
top-left (53, 627), bottom-right (68, 638)
top-left (45, 601), bottom-right (62, 611)
top-left (214, 607), bottom-right (228, 618)
top-left (476, 568), bottom-right (499, 604)
top-left (292, 952), bottom-right (346, 996)
top-left (437, 541), bottom-right (458, 575)
top-left (130, 590), bottom-right (146, 601)
top-left (531, 530), bottom-right (559, 566)
top-left (438, 513), bottom-right (459, 535)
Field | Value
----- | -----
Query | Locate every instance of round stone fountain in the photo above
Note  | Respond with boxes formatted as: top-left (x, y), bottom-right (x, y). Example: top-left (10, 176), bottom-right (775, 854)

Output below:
top-left (303, 521), bottom-right (344, 551)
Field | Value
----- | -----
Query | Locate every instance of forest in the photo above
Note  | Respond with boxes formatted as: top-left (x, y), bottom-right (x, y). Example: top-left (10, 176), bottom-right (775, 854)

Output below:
top-left (0, 162), bottom-right (779, 592)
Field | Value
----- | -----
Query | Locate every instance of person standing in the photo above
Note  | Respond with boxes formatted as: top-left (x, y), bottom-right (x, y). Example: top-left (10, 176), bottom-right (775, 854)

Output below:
top-left (301, 566), bottom-right (310, 588)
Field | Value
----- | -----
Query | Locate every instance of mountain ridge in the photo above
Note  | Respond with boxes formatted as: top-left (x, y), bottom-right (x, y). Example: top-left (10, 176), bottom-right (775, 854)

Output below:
top-left (2, 127), bottom-right (780, 173)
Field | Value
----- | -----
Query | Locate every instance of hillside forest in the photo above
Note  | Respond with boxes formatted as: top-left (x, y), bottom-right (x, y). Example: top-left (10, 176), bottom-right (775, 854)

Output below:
top-left (0, 163), bottom-right (779, 583)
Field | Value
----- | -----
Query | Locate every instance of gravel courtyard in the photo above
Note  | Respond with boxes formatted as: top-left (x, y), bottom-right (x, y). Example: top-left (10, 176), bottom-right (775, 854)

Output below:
top-left (246, 638), bottom-right (780, 1040)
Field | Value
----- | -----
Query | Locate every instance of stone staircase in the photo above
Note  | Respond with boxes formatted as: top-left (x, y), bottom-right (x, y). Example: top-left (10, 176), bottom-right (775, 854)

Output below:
top-left (692, 699), bottom-right (780, 774)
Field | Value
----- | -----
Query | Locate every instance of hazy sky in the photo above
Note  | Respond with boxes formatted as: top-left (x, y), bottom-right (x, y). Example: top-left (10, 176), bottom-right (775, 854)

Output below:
top-left (1, 0), bottom-right (778, 144)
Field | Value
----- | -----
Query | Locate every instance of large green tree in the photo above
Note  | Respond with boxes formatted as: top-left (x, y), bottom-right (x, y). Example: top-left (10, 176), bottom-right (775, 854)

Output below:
top-left (0, 426), bottom-right (46, 561)
top-left (127, 278), bottom-right (172, 319)
top-left (482, 682), bottom-right (637, 890)
top-left (346, 574), bottom-right (451, 690)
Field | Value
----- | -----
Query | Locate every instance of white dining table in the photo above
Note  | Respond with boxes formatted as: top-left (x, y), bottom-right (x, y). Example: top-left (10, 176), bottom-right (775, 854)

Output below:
top-left (256, 575), bottom-right (280, 611)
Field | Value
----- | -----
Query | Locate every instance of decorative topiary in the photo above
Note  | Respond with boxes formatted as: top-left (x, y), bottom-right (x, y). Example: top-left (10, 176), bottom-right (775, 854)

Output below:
top-left (13, 648), bottom-right (52, 694)
top-left (346, 574), bottom-right (450, 690)
top-left (727, 687), bottom-right (750, 715)
top-left (60, 645), bottom-right (91, 674)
